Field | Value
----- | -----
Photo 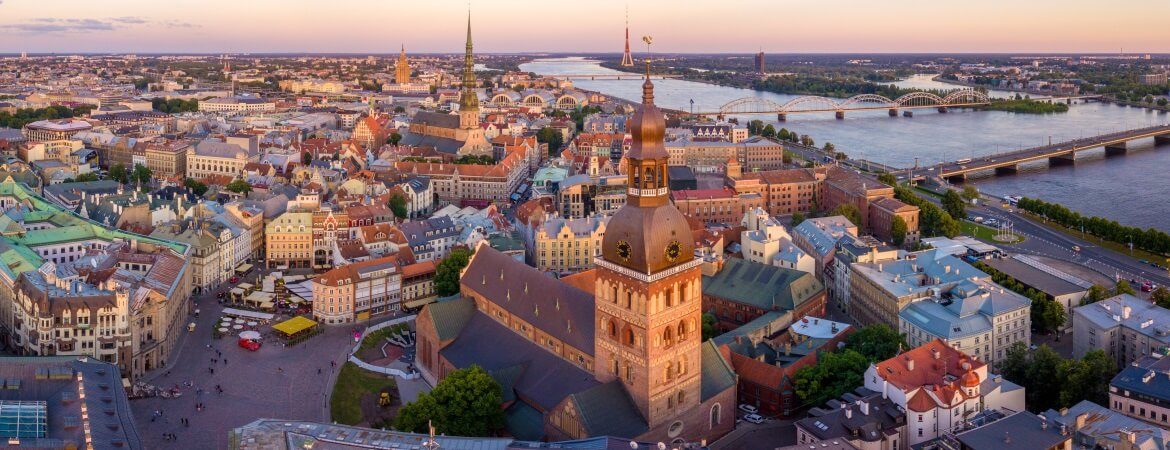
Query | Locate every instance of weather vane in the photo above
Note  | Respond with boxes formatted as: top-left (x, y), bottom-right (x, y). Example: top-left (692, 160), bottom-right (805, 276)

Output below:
top-left (642, 35), bottom-right (653, 78)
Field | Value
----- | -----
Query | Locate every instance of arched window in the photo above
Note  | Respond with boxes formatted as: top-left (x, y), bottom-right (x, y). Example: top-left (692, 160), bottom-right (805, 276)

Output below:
top-left (677, 391), bottom-right (686, 406)
top-left (608, 319), bottom-right (618, 339)
top-left (677, 321), bottom-right (687, 340)
top-left (624, 291), bottom-right (632, 309)
top-left (612, 285), bottom-right (618, 304)
top-left (624, 328), bottom-right (635, 346)
top-left (680, 282), bottom-right (688, 303)
top-left (663, 327), bottom-right (674, 348)
top-left (678, 354), bottom-right (688, 375)
top-left (664, 288), bottom-right (674, 308)
top-left (664, 365), bottom-right (673, 382)
top-left (710, 403), bottom-right (722, 428)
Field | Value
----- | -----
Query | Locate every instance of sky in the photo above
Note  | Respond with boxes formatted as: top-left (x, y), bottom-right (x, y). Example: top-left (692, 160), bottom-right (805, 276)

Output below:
top-left (1, 0), bottom-right (1169, 54)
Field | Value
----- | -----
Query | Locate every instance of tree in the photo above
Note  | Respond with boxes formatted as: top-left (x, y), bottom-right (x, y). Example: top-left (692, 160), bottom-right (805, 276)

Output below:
top-left (701, 313), bottom-right (719, 341)
top-left (394, 365), bottom-right (503, 436)
top-left (941, 189), bottom-right (966, 220)
top-left (225, 179), bottom-right (252, 194)
top-left (1151, 286), bottom-right (1170, 309)
top-left (1158, 98), bottom-right (1168, 107)
top-left (1113, 280), bottom-right (1136, 296)
top-left (1033, 298), bottom-right (1068, 334)
top-left (1083, 284), bottom-right (1110, 305)
top-left (183, 178), bottom-right (209, 196)
top-left (823, 142), bottom-right (835, 153)
top-left (536, 127), bottom-right (563, 157)
top-left (434, 247), bottom-right (473, 297)
top-left (302, 151), bottom-right (313, 165)
top-left (1060, 350), bottom-right (1116, 408)
top-left (791, 212), bottom-right (806, 227)
top-left (1024, 344), bottom-right (1065, 412)
top-left (844, 324), bottom-right (906, 362)
top-left (387, 132), bottom-right (402, 146)
top-left (131, 164), bottom-right (152, 186)
top-left (891, 216), bottom-right (908, 247)
top-left (793, 349), bottom-right (869, 406)
top-left (747, 119), bottom-right (764, 136)
top-left (800, 135), bottom-right (814, 147)
top-left (108, 164), bottom-right (129, 184)
top-left (877, 173), bottom-right (897, 186)
top-left (961, 185), bottom-right (981, 201)
top-left (830, 204), bottom-right (862, 228)
top-left (389, 194), bottom-right (408, 220)
top-left (777, 128), bottom-right (791, 141)
top-left (761, 124), bottom-right (776, 138)
top-left (74, 173), bottom-right (100, 182)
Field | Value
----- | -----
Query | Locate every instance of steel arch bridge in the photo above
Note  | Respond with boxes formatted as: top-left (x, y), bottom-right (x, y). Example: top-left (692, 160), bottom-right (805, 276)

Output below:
top-left (705, 89), bottom-right (991, 116)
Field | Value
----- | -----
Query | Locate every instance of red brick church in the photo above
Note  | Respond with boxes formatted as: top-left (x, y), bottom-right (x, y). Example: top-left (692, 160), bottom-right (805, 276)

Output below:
top-left (415, 75), bottom-right (738, 444)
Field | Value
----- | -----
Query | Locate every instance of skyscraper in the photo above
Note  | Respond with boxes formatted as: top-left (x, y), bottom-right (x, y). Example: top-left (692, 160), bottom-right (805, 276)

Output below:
top-left (395, 44), bottom-right (411, 84)
top-left (754, 51), bottom-right (765, 74)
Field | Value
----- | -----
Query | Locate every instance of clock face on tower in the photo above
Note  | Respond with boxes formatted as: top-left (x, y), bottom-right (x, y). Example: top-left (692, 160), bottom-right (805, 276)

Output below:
top-left (665, 240), bottom-right (682, 263)
top-left (616, 240), bottom-right (632, 261)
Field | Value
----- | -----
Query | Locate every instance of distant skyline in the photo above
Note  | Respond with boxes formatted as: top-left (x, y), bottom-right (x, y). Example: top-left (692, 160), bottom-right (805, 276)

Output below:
top-left (1, 0), bottom-right (1169, 54)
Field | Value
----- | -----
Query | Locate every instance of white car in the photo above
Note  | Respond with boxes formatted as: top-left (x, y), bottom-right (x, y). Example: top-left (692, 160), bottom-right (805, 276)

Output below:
top-left (738, 404), bottom-right (758, 414)
top-left (743, 413), bottom-right (766, 424)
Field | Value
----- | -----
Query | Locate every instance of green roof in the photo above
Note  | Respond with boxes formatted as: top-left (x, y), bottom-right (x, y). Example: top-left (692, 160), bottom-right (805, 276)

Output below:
top-left (570, 381), bottom-right (648, 439)
top-left (503, 401), bottom-right (545, 441)
top-left (700, 340), bottom-right (737, 402)
top-left (701, 258), bottom-right (823, 312)
top-left (426, 296), bottom-right (475, 341)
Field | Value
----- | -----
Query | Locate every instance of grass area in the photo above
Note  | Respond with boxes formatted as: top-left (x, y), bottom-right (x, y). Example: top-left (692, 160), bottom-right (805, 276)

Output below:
top-left (913, 185), bottom-right (943, 199)
top-left (330, 362), bottom-right (397, 425)
top-left (1018, 212), bottom-right (1170, 265)
top-left (961, 221), bottom-right (1024, 244)
top-left (358, 323), bottom-right (408, 353)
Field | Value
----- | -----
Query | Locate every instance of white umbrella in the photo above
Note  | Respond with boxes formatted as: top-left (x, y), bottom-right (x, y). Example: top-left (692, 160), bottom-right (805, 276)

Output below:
top-left (232, 324), bottom-right (243, 330)
top-left (239, 330), bottom-right (261, 340)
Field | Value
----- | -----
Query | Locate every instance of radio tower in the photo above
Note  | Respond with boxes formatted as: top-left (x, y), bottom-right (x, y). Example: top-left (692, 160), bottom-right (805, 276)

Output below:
top-left (620, 6), bottom-right (634, 67)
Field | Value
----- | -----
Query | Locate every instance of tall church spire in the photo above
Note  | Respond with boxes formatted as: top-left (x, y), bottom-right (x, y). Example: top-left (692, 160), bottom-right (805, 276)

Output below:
top-left (459, 10), bottom-right (478, 112)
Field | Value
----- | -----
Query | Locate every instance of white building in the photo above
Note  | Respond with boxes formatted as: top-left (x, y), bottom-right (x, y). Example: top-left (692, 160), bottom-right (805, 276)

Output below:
top-left (740, 207), bottom-right (815, 274)
top-left (198, 96), bottom-right (276, 114)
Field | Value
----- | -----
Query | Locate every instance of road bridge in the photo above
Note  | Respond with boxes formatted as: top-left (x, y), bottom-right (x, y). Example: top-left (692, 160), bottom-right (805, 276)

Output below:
top-left (925, 124), bottom-right (1170, 182)
top-left (693, 89), bottom-right (992, 120)
top-left (543, 74), bottom-right (683, 80)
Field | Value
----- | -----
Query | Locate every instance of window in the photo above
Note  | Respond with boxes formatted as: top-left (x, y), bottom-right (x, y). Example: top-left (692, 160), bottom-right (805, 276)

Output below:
top-left (710, 404), bottom-right (721, 428)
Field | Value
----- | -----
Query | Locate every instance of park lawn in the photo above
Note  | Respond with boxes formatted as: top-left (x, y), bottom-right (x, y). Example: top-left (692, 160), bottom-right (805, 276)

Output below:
top-left (358, 323), bottom-right (407, 353)
top-left (330, 362), bottom-right (397, 425)
top-left (1018, 212), bottom-right (1170, 266)
top-left (961, 221), bottom-right (1024, 244)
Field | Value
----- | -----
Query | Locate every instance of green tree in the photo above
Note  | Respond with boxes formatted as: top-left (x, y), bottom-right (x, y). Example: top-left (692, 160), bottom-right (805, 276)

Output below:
top-left (777, 128), bottom-right (791, 141)
top-left (183, 178), bottom-right (209, 196)
top-left (1158, 98), bottom-right (1168, 107)
top-left (1033, 298), bottom-right (1068, 334)
top-left (891, 216), bottom-right (908, 247)
top-left (761, 124), bottom-right (776, 138)
top-left (108, 163), bottom-right (129, 184)
top-left (302, 151), bottom-right (313, 165)
top-left (800, 135), bottom-right (814, 147)
top-left (961, 185), bottom-right (980, 201)
top-left (939, 213), bottom-right (962, 238)
top-left (389, 194), bottom-right (408, 220)
top-left (1024, 344), bottom-right (1065, 412)
top-left (1151, 286), bottom-right (1170, 309)
top-left (1059, 350), bottom-right (1116, 408)
top-left (536, 127), bottom-right (563, 157)
top-left (793, 349), bottom-right (869, 406)
top-left (1113, 280), bottom-right (1136, 296)
top-left (877, 173), bottom-right (897, 186)
top-left (387, 132), bottom-right (402, 146)
top-left (394, 365), bottom-right (503, 436)
top-left (942, 189), bottom-right (966, 220)
top-left (844, 324), bottom-right (906, 362)
top-left (823, 142), bottom-right (835, 153)
top-left (1083, 285), bottom-right (1110, 305)
top-left (701, 313), bottom-right (719, 341)
top-left (747, 119), bottom-right (764, 136)
top-left (131, 164), bottom-right (152, 186)
top-left (74, 173), bottom-right (100, 182)
top-left (830, 204), bottom-right (862, 228)
top-left (434, 247), bottom-right (473, 297)
top-left (225, 179), bottom-right (252, 194)
top-left (791, 212), bottom-right (806, 227)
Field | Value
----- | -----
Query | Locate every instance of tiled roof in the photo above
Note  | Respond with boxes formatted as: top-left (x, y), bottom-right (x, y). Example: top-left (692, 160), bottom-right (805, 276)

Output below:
top-left (700, 340), bottom-right (738, 401)
top-left (701, 257), bottom-right (823, 312)
top-left (570, 381), bottom-right (648, 439)
top-left (425, 296), bottom-right (476, 341)
top-left (873, 338), bottom-right (985, 393)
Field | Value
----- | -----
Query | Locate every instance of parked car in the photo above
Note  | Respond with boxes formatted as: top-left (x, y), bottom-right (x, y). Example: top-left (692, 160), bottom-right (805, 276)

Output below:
top-left (738, 404), bottom-right (758, 414)
top-left (229, 276), bottom-right (240, 284)
top-left (743, 414), bottom-right (766, 424)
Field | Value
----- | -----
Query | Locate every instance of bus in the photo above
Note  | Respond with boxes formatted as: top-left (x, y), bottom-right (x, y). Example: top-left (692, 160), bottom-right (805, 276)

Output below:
top-left (955, 158), bottom-right (972, 165)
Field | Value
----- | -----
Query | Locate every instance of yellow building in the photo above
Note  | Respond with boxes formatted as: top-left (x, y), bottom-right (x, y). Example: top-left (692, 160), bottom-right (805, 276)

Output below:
top-left (395, 45), bottom-right (411, 84)
top-left (265, 212), bottom-right (313, 269)
top-left (533, 214), bottom-right (609, 273)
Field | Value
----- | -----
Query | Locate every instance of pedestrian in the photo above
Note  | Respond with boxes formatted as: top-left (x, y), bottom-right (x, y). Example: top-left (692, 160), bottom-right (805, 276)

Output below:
top-left (318, 368), bottom-right (322, 375)
top-left (223, 358), bottom-right (227, 365)
top-left (277, 367), bottom-right (283, 373)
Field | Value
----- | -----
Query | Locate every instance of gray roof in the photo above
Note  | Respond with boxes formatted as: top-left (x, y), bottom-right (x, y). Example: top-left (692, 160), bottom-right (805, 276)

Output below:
top-left (983, 256), bottom-right (1088, 296)
top-left (700, 340), bottom-right (738, 401)
top-left (460, 245), bottom-right (595, 353)
top-left (899, 283), bottom-right (1030, 340)
top-left (569, 381), bottom-right (648, 439)
top-left (793, 215), bottom-right (854, 258)
top-left (701, 257), bottom-right (823, 312)
top-left (1074, 294), bottom-right (1170, 344)
top-left (413, 111), bottom-right (462, 129)
top-left (439, 313), bottom-right (599, 413)
top-left (1111, 355), bottom-right (1170, 406)
top-left (955, 411), bottom-right (1069, 450)
top-left (1043, 400), bottom-right (1170, 450)
top-left (194, 139), bottom-right (249, 158)
top-left (796, 390), bottom-right (905, 443)
top-left (398, 131), bottom-right (465, 154)
top-left (851, 249), bottom-right (983, 299)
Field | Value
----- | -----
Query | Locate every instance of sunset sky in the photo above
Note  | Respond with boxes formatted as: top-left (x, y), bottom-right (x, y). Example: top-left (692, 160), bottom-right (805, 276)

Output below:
top-left (1, 0), bottom-right (1168, 54)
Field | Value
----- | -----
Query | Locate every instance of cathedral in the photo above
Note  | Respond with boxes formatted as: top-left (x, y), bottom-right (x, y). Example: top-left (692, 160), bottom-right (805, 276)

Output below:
top-left (415, 70), bottom-right (737, 444)
top-left (398, 16), bottom-right (491, 157)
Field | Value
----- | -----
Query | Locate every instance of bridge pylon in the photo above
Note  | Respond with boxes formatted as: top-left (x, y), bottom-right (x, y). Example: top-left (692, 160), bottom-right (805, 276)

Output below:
top-left (1104, 143), bottom-right (1128, 156)
top-left (835, 111), bottom-right (845, 120)
top-left (938, 106), bottom-right (948, 113)
top-left (888, 108), bottom-right (898, 117)
top-left (777, 113), bottom-right (786, 122)
top-left (995, 165), bottom-right (1019, 176)
top-left (1154, 134), bottom-right (1170, 146)
top-left (1049, 153), bottom-right (1076, 166)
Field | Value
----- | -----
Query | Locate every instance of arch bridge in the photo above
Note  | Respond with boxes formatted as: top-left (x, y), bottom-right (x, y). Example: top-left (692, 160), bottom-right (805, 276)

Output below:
top-left (703, 89), bottom-right (991, 120)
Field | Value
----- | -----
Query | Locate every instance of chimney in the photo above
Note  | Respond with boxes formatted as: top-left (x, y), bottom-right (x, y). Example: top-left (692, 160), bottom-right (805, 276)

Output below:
top-left (1040, 416), bottom-right (1048, 430)
top-left (1074, 412), bottom-right (1087, 431)
top-left (932, 348), bottom-right (941, 360)
top-left (1123, 305), bottom-right (1132, 320)
top-left (784, 342), bottom-right (791, 356)
top-left (906, 356), bottom-right (915, 371)
top-left (843, 404), bottom-right (852, 419)
top-left (858, 400), bottom-right (870, 416)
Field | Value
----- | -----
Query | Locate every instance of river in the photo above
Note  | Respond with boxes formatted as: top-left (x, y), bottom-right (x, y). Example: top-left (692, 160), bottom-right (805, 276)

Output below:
top-left (521, 58), bottom-right (1170, 231)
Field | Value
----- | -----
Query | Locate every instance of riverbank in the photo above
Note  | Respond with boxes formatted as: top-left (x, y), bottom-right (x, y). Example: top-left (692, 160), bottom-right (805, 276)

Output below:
top-left (983, 99), bottom-right (1070, 114)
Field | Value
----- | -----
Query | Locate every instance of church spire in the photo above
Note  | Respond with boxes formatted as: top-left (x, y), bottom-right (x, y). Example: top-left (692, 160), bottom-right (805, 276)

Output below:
top-left (459, 10), bottom-right (479, 112)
